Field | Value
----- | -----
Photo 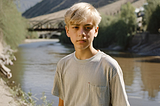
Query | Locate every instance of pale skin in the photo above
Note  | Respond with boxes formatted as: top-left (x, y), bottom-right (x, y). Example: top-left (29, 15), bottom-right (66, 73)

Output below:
top-left (58, 19), bottom-right (99, 106)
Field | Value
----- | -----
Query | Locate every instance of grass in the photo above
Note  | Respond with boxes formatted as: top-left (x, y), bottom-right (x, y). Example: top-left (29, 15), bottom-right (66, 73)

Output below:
top-left (10, 83), bottom-right (54, 106)
top-left (0, 74), bottom-right (54, 106)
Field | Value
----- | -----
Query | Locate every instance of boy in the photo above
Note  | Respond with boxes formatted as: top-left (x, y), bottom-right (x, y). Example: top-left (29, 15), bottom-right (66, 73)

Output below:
top-left (52, 2), bottom-right (130, 106)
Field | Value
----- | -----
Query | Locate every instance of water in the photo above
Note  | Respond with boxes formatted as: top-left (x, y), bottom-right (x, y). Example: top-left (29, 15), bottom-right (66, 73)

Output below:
top-left (8, 39), bottom-right (160, 106)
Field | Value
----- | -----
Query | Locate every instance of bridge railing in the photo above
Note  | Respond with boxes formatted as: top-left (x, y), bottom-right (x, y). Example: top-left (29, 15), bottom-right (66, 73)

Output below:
top-left (28, 17), bottom-right (65, 31)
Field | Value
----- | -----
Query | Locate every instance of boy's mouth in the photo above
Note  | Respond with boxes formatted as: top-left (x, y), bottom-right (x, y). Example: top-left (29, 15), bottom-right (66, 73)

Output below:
top-left (76, 40), bottom-right (86, 43)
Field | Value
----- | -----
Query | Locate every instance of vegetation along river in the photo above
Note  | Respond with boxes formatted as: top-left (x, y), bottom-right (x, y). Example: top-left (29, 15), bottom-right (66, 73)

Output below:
top-left (8, 39), bottom-right (160, 106)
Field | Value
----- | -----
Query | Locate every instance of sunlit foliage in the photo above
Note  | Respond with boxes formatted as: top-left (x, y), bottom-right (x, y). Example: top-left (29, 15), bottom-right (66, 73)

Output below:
top-left (94, 3), bottom-right (136, 49)
top-left (120, 2), bottom-right (137, 36)
top-left (0, 0), bottom-right (28, 49)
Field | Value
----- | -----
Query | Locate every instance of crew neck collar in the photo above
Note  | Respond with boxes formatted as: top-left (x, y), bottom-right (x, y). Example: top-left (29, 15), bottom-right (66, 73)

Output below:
top-left (73, 50), bottom-right (101, 64)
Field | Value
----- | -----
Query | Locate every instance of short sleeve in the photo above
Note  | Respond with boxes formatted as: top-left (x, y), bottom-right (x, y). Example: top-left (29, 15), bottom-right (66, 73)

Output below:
top-left (110, 64), bottom-right (130, 106)
top-left (52, 64), bottom-right (64, 100)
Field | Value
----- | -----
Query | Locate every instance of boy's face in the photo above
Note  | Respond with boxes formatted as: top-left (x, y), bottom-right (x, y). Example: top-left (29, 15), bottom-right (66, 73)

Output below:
top-left (65, 19), bottom-right (98, 51)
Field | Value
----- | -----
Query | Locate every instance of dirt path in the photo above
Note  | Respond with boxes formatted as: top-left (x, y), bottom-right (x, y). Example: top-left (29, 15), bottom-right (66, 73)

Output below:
top-left (0, 78), bottom-right (19, 106)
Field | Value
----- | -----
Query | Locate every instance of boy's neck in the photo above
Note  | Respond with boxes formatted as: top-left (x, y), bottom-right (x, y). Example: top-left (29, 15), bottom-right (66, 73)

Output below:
top-left (75, 47), bottom-right (98, 60)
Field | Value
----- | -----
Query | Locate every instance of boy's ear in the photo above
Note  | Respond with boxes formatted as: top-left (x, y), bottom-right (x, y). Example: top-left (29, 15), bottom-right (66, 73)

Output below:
top-left (65, 26), bottom-right (70, 37)
top-left (94, 26), bottom-right (99, 37)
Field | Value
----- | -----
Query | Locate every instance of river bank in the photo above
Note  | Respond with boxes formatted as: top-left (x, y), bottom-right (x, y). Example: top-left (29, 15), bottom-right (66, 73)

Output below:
top-left (0, 39), bottom-right (57, 106)
top-left (128, 33), bottom-right (160, 56)
top-left (24, 39), bottom-right (59, 43)
top-left (0, 39), bottom-right (59, 106)
top-left (0, 78), bottom-right (19, 106)
top-left (1, 77), bottom-right (160, 106)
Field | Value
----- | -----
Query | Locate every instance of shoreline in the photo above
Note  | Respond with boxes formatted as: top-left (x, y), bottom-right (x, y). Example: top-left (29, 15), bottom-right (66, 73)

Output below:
top-left (0, 39), bottom-right (59, 106)
top-left (24, 38), bottom-right (59, 44)
top-left (0, 78), bottom-right (19, 106)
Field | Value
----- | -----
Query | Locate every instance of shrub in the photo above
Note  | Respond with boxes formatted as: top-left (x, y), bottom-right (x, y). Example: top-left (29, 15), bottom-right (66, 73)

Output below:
top-left (59, 30), bottom-right (72, 44)
top-left (145, 0), bottom-right (160, 34)
top-left (120, 2), bottom-right (137, 36)
top-left (94, 18), bottom-right (128, 48)
top-left (0, 0), bottom-right (28, 49)
top-left (93, 15), bottom-right (117, 48)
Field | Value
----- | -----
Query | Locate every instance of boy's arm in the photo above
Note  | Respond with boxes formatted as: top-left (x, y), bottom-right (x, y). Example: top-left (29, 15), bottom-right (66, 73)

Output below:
top-left (58, 98), bottom-right (64, 106)
top-left (110, 68), bottom-right (130, 106)
top-left (52, 63), bottom-right (64, 106)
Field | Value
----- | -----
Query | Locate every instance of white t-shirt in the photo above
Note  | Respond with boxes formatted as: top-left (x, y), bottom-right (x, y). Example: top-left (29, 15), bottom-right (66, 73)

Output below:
top-left (52, 51), bottom-right (130, 106)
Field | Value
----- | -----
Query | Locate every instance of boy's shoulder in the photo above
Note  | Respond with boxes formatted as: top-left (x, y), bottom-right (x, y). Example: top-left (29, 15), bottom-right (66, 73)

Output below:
top-left (99, 51), bottom-right (122, 77)
top-left (99, 51), bottom-right (120, 69)
top-left (99, 51), bottom-right (117, 63)
top-left (57, 52), bottom-right (74, 66)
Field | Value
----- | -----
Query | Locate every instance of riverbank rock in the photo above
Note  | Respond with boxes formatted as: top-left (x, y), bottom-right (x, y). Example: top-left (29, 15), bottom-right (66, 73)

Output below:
top-left (128, 33), bottom-right (160, 56)
top-left (0, 43), bottom-right (16, 79)
top-left (107, 44), bottom-right (124, 51)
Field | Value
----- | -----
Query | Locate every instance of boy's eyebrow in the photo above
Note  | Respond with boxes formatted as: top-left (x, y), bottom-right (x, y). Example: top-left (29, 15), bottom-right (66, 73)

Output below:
top-left (71, 24), bottom-right (93, 26)
top-left (71, 24), bottom-right (80, 26)
top-left (84, 24), bottom-right (93, 26)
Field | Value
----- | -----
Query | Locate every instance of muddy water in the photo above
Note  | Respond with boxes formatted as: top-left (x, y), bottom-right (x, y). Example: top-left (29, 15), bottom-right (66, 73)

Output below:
top-left (8, 40), bottom-right (160, 106)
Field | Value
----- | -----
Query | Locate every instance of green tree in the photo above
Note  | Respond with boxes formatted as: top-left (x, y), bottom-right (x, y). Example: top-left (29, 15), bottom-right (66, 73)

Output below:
top-left (93, 15), bottom-right (116, 48)
top-left (94, 15), bottom-right (129, 49)
top-left (0, 0), bottom-right (28, 49)
top-left (147, 5), bottom-right (160, 34)
top-left (144, 0), bottom-right (160, 34)
top-left (120, 2), bottom-right (137, 36)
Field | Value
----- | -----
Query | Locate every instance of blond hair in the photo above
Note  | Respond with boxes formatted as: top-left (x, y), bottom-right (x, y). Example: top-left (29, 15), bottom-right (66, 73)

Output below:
top-left (65, 2), bottom-right (101, 28)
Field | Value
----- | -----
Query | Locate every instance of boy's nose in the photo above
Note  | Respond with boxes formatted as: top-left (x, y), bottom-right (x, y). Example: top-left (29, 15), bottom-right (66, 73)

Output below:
top-left (78, 28), bottom-right (86, 36)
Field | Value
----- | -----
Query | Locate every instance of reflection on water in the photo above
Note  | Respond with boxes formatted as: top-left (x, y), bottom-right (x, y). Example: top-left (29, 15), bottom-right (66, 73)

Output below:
top-left (114, 56), bottom-right (160, 102)
top-left (8, 40), bottom-right (160, 105)
top-left (8, 40), bottom-right (74, 105)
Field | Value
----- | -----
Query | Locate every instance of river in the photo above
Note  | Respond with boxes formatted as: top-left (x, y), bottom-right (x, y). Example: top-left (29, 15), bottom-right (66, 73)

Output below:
top-left (8, 39), bottom-right (160, 106)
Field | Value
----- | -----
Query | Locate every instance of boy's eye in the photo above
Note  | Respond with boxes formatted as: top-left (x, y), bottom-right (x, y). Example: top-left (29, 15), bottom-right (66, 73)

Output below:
top-left (85, 26), bottom-right (93, 30)
top-left (72, 26), bottom-right (79, 29)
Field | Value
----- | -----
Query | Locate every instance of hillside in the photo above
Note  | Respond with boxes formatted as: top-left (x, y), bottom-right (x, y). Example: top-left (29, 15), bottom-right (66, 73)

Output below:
top-left (15, 0), bottom-right (42, 13)
top-left (23, 0), bottom-right (131, 18)
top-left (29, 0), bottom-right (146, 22)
